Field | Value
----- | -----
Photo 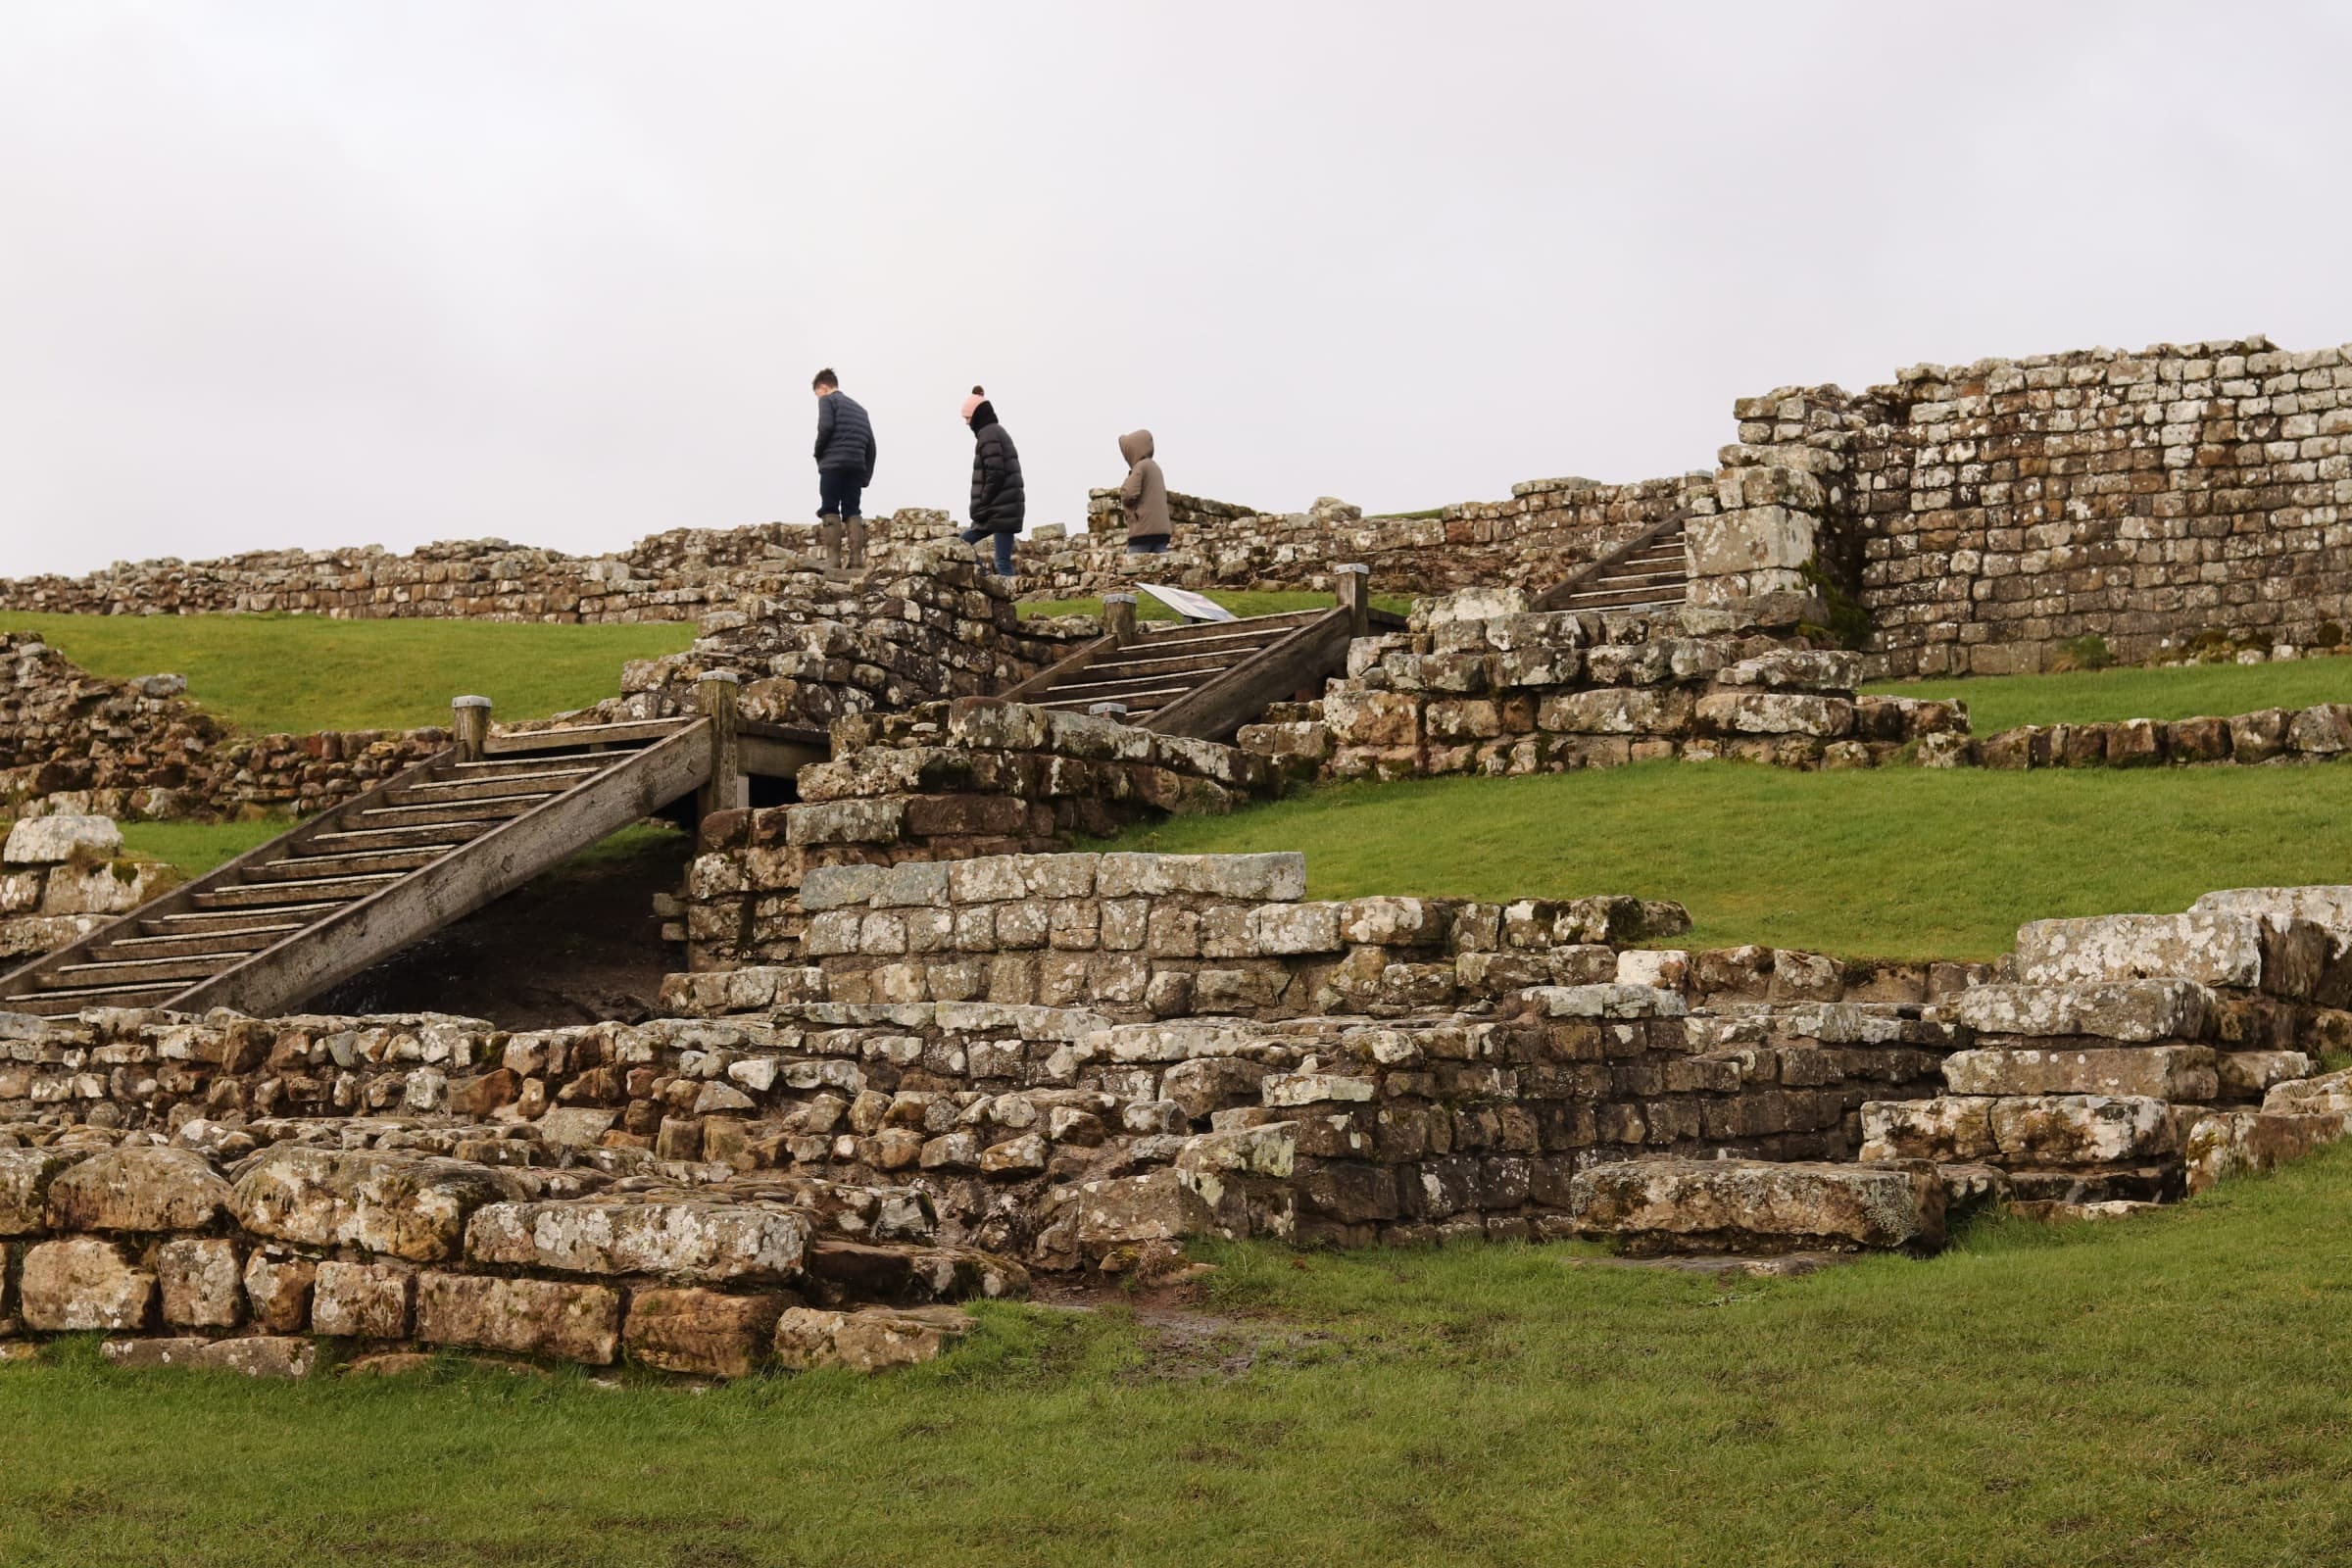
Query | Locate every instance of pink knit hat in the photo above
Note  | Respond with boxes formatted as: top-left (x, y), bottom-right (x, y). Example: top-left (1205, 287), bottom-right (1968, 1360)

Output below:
top-left (960, 388), bottom-right (986, 421)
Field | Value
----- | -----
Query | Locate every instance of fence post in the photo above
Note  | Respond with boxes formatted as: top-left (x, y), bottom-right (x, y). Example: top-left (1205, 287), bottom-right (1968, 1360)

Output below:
top-left (1103, 593), bottom-right (1140, 646)
top-left (451, 695), bottom-right (492, 761)
top-left (698, 670), bottom-right (743, 815)
top-left (1336, 563), bottom-right (1371, 638)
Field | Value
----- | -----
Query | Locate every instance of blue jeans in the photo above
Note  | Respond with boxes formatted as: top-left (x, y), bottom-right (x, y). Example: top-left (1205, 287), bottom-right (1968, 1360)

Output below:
top-left (1127, 536), bottom-right (1168, 555)
top-left (818, 470), bottom-right (863, 520)
top-left (961, 526), bottom-right (1015, 574)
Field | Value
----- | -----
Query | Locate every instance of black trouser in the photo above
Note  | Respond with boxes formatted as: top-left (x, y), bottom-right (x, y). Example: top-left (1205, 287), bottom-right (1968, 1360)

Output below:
top-left (817, 470), bottom-right (863, 520)
top-left (961, 526), bottom-right (1015, 574)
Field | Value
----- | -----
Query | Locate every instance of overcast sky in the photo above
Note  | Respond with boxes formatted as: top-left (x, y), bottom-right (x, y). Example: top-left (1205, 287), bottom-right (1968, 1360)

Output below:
top-left (4, 1), bottom-right (2348, 579)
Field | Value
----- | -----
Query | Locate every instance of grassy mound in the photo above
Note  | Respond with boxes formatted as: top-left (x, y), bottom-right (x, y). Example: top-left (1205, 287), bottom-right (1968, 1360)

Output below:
top-left (1096, 761), bottom-right (2352, 959)
top-left (1866, 655), bottom-right (2352, 733)
top-left (0, 611), bottom-right (694, 736)
top-left (6, 1150), bottom-right (2352, 1565)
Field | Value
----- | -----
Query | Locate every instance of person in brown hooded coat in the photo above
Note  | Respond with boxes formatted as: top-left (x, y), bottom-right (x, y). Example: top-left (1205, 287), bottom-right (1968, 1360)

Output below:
top-left (1118, 429), bottom-right (1170, 555)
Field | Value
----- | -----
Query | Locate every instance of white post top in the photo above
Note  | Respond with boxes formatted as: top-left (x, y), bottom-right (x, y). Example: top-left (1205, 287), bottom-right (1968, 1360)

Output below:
top-left (698, 668), bottom-right (742, 683)
top-left (1103, 593), bottom-right (1139, 604)
top-left (451, 695), bottom-right (492, 710)
top-left (1337, 563), bottom-right (1370, 575)
top-left (1088, 703), bottom-right (1130, 718)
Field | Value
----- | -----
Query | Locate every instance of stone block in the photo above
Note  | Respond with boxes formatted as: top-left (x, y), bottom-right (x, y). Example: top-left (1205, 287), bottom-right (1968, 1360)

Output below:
top-left (1686, 507), bottom-right (1817, 576)
top-left (1694, 692), bottom-right (1854, 738)
top-left (1567, 1158), bottom-right (1943, 1255)
top-left (312, 1259), bottom-right (416, 1339)
top-left (414, 1273), bottom-right (622, 1364)
top-left (624, 1287), bottom-right (789, 1378)
top-left (2184, 1110), bottom-right (2352, 1195)
top-left (1948, 980), bottom-right (2216, 1043)
top-left (2013, 911), bottom-right (2323, 998)
top-left (1537, 688), bottom-right (1694, 735)
top-left (1525, 984), bottom-right (1687, 1019)
top-left (3, 814), bottom-right (122, 865)
top-left (101, 1336), bottom-right (315, 1379)
top-left (466, 1200), bottom-right (810, 1285)
top-left (45, 1147), bottom-right (229, 1233)
top-left (2266, 1066), bottom-right (2352, 1115)
top-left (20, 1238), bottom-right (154, 1331)
top-left (230, 1148), bottom-right (521, 1263)
top-left (1988, 1095), bottom-right (2179, 1163)
top-left (158, 1237), bottom-right (244, 1329)
top-left (1941, 1045), bottom-right (2219, 1100)
top-left (1858, 1097), bottom-right (1995, 1162)
top-left (770, 1305), bottom-right (975, 1373)
top-left (0, 1149), bottom-right (83, 1236)
top-left (242, 1251), bottom-right (317, 1333)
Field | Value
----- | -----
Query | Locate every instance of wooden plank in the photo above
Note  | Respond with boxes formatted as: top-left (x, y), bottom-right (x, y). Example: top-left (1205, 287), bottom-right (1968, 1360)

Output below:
top-left (740, 732), bottom-right (827, 780)
top-left (305, 820), bottom-right (493, 854)
top-left (0, 746), bottom-right (453, 1006)
top-left (243, 847), bottom-right (452, 880)
top-left (173, 719), bottom-right (712, 1017)
top-left (101, 925), bottom-right (306, 959)
top-left (356, 796), bottom-right (550, 827)
top-left (193, 873), bottom-right (405, 909)
top-left (387, 768), bottom-right (595, 805)
top-left (145, 904), bottom-right (341, 933)
top-left (482, 717), bottom-right (692, 755)
top-left (47, 954), bottom-right (243, 988)
top-left (1146, 608), bottom-right (1353, 741)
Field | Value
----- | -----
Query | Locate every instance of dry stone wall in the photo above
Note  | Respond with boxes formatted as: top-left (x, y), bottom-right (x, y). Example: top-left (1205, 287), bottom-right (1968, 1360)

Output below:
top-left (1, 815), bottom-right (176, 962)
top-left (1013, 478), bottom-right (1708, 600)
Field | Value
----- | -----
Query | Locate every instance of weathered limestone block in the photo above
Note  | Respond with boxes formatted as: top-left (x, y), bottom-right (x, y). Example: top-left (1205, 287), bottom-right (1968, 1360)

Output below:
top-left (414, 1273), bottom-right (622, 1364)
top-left (1941, 1046), bottom-right (2220, 1101)
top-left (1715, 650), bottom-right (1862, 691)
top-left (466, 1200), bottom-right (810, 1285)
top-left (0, 1149), bottom-right (83, 1235)
top-left (770, 1305), bottom-right (975, 1373)
top-left (158, 1237), bottom-right (244, 1329)
top-left (45, 1148), bottom-right (229, 1233)
top-left (101, 1336), bottom-right (316, 1379)
top-left (1988, 1096), bottom-right (2179, 1164)
top-left (1686, 507), bottom-right (1818, 577)
top-left (3, 814), bottom-right (122, 865)
top-left (2013, 911), bottom-right (2324, 998)
top-left (312, 1260), bottom-right (416, 1339)
top-left (623, 1287), bottom-right (790, 1378)
top-left (2193, 887), bottom-right (2352, 943)
top-left (1262, 1073), bottom-right (1378, 1107)
top-left (1694, 692), bottom-right (1855, 738)
top-left (2218, 1051), bottom-right (2313, 1099)
top-left (229, 1148), bottom-right (522, 1263)
top-left (1042, 1169), bottom-right (1213, 1256)
top-left (1567, 1158), bottom-right (1944, 1255)
top-left (1948, 981), bottom-right (2215, 1043)
top-left (20, 1238), bottom-right (154, 1331)
top-left (2185, 1110), bottom-right (2352, 1195)
top-left (2266, 1067), bottom-right (2352, 1116)
top-left (1525, 984), bottom-right (1688, 1019)
top-left (1859, 1098), bottom-right (1995, 1162)
top-left (242, 1251), bottom-right (317, 1332)
top-left (1537, 688), bottom-right (1694, 735)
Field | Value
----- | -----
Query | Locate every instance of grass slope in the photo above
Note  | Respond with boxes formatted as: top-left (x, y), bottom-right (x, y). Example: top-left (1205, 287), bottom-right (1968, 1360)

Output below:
top-left (7, 1152), bottom-right (2352, 1566)
top-left (117, 819), bottom-right (290, 877)
top-left (1018, 589), bottom-right (1412, 621)
top-left (1866, 655), bottom-right (2352, 733)
top-left (1097, 761), bottom-right (2352, 958)
top-left (0, 611), bottom-right (694, 736)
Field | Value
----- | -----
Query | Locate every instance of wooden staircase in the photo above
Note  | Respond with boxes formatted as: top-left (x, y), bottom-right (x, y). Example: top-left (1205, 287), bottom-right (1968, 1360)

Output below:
top-left (1000, 573), bottom-right (1405, 741)
top-left (1533, 514), bottom-right (1690, 614)
top-left (0, 683), bottom-right (825, 1020)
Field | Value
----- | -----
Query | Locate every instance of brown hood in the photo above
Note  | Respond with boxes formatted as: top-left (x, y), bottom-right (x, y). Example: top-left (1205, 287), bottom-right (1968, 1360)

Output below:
top-left (1118, 429), bottom-right (1154, 466)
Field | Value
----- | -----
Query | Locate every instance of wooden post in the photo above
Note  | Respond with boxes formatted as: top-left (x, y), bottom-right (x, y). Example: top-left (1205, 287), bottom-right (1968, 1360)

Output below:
top-left (1103, 593), bottom-right (1140, 646)
top-left (451, 695), bottom-right (492, 761)
top-left (1336, 563), bottom-right (1371, 638)
top-left (698, 670), bottom-right (743, 815)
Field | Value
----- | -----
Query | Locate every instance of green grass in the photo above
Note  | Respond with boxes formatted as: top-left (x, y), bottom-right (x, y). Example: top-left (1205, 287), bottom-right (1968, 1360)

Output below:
top-left (1096, 761), bottom-right (2352, 959)
top-left (0, 611), bottom-right (694, 736)
top-left (1867, 653), bottom-right (2352, 734)
top-left (1018, 590), bottom-right (1413, 622)
top-left (8, 1150), bottom-right (2352, 1565)
top-left (116, 818), bottom-right (296, 877)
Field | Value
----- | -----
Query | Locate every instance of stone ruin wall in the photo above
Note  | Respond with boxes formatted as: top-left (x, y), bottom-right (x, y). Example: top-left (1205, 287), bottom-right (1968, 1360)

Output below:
top-left (1, 814), bottom-right (177, 963)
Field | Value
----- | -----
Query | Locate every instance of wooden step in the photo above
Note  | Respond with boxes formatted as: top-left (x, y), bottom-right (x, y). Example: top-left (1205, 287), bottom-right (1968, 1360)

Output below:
top-left (144, 904), bottom-right (340, 934)
top-left (306, 820), bottom-right (492, 854)
top-left (3, 980), bottom-right (184, 1014)
top-left (44, 953), bottom-right (242, 989)
top-left (1068, 646), bottom-right (1254, 683)
top-left (389, 767), bottom-right (599, 805)
top-left (243, 846), bottom-right (450, 881)
top-left (103, 923), bottom-right (306, 959)
top-left (356, 796), bottom-right (547, 827)
top-left (481, 717), bottom-right (691, 755)
top-left (1051, 666), bottom-right (1238, 704)
top-left (1130, 612), bottom-right (1324, 649)
top-left (1037, 684), bottom-right (1191, 713)
top-left (192, 873), bottom-right (404, 909)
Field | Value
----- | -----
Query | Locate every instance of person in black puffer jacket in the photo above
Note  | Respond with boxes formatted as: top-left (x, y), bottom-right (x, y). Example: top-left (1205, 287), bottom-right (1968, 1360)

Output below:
top-left (958, 386), bottom-right (1023, 575)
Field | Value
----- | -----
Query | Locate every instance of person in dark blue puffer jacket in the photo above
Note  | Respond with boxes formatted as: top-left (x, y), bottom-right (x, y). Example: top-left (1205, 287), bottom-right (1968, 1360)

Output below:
top-left (811, 367), bottom-right (877, 570)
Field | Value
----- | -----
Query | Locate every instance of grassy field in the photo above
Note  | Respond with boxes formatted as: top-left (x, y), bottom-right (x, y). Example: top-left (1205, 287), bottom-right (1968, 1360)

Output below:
top-left (0, 611), bottom-right (693, 735)
top-left (1097, 761), bottom-right (2352, 959)
top-left (6, 1150), bottom-right (2352, 1566)
top-left (1018, 589), bottom-right (1413, 622)
top-left (115, 818), bottom-right (291, 877)
top-left (1866, 654), bottom-right (2352, 733)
